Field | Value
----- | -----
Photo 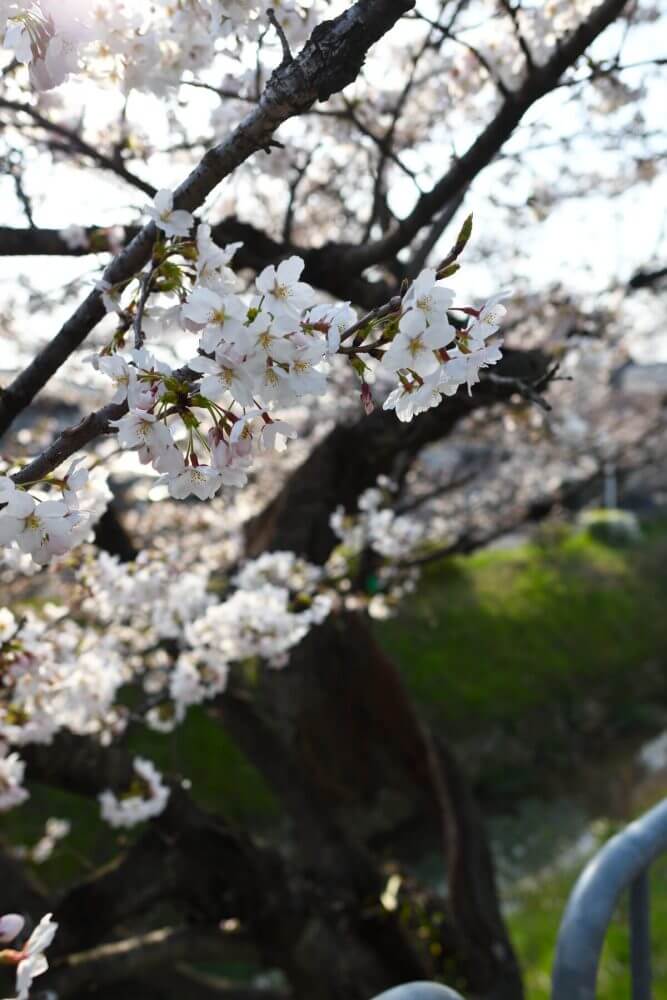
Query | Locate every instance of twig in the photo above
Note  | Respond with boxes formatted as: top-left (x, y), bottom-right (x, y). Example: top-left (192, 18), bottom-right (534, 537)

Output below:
top-left (0, 96), bottom-right (156, 197)
top-left (483, 362), bottom-right (567, 411)
top-left (498, 0), bottom-right (535, 71)
top-left (133, 252), bottom-right (160, 350)
top-left (267, 9), bottom-right (293, 66)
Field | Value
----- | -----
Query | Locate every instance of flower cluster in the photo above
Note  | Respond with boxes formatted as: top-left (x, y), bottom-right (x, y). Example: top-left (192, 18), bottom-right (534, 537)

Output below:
top-left (0, 911), bottom-right (57, 1000)
top-left (79, 195), bottom-right (506, 522)
top-left (331, 482), bottom-right (425, 561)
top-left (1, 199), bottom-right (507, 571)
top-left (146, 550), bottom-right (333, 730)
top-left (0, 542), bottom-right (336, 826)
top-left (327, 479), bottom-right (425, 619)
top-left (381, 278), bottom-right (508, 423)
top-left (0, 603), bottom-right (129, 750)
top-left (0, 464), bottom-right (110, 566)
top-left (15, 817), bottom-right (71, 865)
top-left (0, 744), bottom-right (28, 812)
top-left (99, 756), bottom-right (170, 829)
top-left (1, 1), bottom-right (322, 91)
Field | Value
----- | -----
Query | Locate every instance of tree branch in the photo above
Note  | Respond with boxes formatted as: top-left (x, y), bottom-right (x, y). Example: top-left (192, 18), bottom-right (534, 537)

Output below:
top-left (0, 218), bottom-right (394, 309)
top-left (337, 0), bottom-right (630, 273)
top-left (49, 926), bottom-right (242, 998)
top-left (0, 0), bottom-right (415, 440)
top-left (0, 96), bottom-right (156, 197)
top-left (245, 347), bottom-right (549, 562)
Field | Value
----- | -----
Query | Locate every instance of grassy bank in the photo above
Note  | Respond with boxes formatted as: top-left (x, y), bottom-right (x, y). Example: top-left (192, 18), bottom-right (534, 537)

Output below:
top-left (375, 520), bottom-right (667, 801)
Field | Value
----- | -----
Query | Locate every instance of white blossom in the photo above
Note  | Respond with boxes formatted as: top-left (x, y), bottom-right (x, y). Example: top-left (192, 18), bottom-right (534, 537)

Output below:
top-left (146, 189), bottom-right (193, 238)
top-left (99, 757), bottom-right (170, 828)
top-left (12, 913), bottom-right (58, 1000)
top-left (383, 310), bottom-right (450, 377)
top-left (111, 410), bottom-right (177, 469)
top-left (256, 256), bottom-right (314, 320)
top-left (165, 463), bottom-right (223, 501)
top-left (0, 749), bottom-right (29, 812)
top-left (0, 914), bottom-right (24, 944)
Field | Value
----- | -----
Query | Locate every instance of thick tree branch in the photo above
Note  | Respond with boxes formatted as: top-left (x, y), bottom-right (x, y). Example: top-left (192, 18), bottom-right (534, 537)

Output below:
top-left (629, 264), bottom-right (667, 289)
top-left (0, 219), bottom-right (394, 309)
top-left (246, 347), bottom-right (548, 562)
top-left (27, 728), bottom-right (432, 1000)
top-left (0, 0), bottom-right (415, 440)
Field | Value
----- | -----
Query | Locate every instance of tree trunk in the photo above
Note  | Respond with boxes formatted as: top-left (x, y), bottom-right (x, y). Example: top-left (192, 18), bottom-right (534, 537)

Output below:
top-left (228, 359), bottom-right (543, 997)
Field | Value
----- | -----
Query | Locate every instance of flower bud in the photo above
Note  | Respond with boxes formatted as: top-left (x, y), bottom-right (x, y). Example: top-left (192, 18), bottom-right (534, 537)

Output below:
top-left (0, 914), bottom-right (24, 944)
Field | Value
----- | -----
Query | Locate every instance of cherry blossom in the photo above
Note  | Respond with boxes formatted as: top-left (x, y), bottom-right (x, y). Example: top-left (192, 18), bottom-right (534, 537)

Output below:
top-left (0, 748), bottom-right (29, 812)
top-left (111, 410), bottom-right (178, 468)
top-left (382, 371), bottom-right (444, 422)
top-left (0, 497), bottom-right (74, 563)
top-left (188, 349), bottom-right (256, 408)
top-left (466, 290), bottom-right (513, 341)
top-left (165, 463), bottom-right (224, 501)
top-left (181, 286), bottom-right (246, 339)
top-left (256, 257), bottom-right (314, 320)
top-left (99, 757), bottom-right (170, 828)
top-left (383, 310), bottom-right (451, 377)
top-left (402, 268), bottom-right (455, 337)
top-left (16, 914), bottom-right (57, 1000)
top-left (0, 915), bottom-right (24, 944)
top-left (145, 189), bottom-right (193, 239)
top-left (0, 912), bottom-right (57, 1000)
top-left (96, 354), bottom-right (132, 404)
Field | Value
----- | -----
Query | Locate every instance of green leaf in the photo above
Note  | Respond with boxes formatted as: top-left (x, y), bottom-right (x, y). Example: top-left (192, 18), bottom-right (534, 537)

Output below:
top-left (438, 262), bottom-right (460, 279)
top-left (455, 213), bottom-right (473, 254)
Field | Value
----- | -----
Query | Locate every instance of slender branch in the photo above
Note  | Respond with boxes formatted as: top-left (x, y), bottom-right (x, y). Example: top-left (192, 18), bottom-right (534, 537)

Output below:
top-left (49, 926), bottom-right (242, 997)
top-left (11, 401), bottom-right (127, 485)
top-left (267, 8), bottom-right (294, 66)
top-left (0, 96), bottom-right (156, 197)
top-left (282, 151), bottom-right (315, 243)
top-left (498, 0), bottom-right (535, 71)
top-left (133, 250), bottom-right (160, 350)
top-left (338, 0), bottom-right (630, 273)
top-left (395, 467), bottom-right (479, 514)
top-left (629, 265), bottom-right (667, 289)
top-left (483, 361), bottom-right (566, 411)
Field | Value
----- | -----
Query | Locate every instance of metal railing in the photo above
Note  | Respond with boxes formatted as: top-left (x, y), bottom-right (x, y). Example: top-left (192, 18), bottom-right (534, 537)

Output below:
top-left (551, 796), bottom-right (667, 1000)
top-left (369, 797), bottom-right (667, 1000)
top-left (371, 986), bottom-right (464, 1000)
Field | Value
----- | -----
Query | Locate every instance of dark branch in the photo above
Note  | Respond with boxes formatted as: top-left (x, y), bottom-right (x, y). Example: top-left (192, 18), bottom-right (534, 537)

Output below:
top-left (0, 96), bottom-right (156, 197)
top-left (337, 0), bottom-right (630, 273)
top-left (0, 219), bottom-right (394, 309)
top-left (245, 347), bottom-right (550, 562)
top-left (629, 265), bottom-right (667, 290)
